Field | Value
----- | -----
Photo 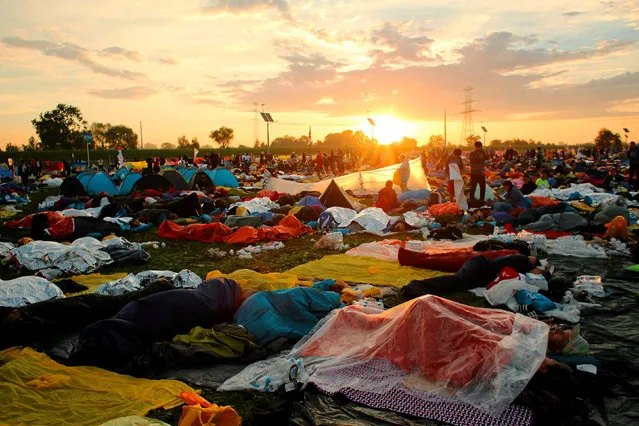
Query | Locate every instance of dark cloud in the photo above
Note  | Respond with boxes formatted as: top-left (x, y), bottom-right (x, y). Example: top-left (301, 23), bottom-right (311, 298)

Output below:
top-left (370, 22), bottom-right (435, 64)
top-left (89, 86), bottom-right (157, 99)
top-left (202, 0), bottom-right (291, 20)
top-left (562, 11), bottom-right (585, 17)
top-left (99, 46), bottom-right (143, 61)
top-left (1, 37), bottom-right (146, 80)
top-left (220, 30), bottom-right (639, 123)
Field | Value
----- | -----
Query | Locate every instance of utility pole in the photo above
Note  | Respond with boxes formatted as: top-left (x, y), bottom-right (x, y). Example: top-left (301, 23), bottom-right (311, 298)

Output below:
top-left (252, 103), bottom-right (259, 147)
top-left (444, 110), bottom-right (447, 150)
top-left (139, 121), bottom-right (143, 149)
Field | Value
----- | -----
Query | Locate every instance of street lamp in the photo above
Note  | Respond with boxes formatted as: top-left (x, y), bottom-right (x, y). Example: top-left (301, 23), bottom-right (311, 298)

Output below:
top-left (367, 114), bottom-right (376, 143)
top-left (260, 110), bottom-right (275, 154)
top-left (623, 128), bottom-right (630, 143)
top-left (481, 126), bottom-right (488, 145)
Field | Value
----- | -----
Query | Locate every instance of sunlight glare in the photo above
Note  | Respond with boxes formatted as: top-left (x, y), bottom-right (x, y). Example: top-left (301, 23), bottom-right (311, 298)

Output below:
top-left (359, 115), bottom-right (417, 145)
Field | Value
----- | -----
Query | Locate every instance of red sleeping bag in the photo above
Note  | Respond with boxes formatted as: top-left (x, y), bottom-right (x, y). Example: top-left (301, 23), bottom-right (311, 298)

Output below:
top-left (398, 248), bottom-right (520, 272)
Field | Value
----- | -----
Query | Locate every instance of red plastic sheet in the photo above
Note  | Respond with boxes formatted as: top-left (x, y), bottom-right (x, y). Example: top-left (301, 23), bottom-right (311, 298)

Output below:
top-left (532, 230), bottom-right (573, 239)
top-left (158, 215), bottom-right (312, 245)
top-left (528, 196), bottom-right (561, 208)
top-left (428, 201), bottom-right (461, 217)
top-left (398, 248), bottom-right (520, 272)
top-left (3, 211), bottom-right (66, 229)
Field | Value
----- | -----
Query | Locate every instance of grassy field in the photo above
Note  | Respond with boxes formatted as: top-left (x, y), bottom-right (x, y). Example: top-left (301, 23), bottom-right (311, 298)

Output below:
top-left (1, 187), bottom-right (486, 425)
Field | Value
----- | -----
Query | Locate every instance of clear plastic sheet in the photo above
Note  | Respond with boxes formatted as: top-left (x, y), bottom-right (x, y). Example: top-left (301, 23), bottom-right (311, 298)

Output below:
top-left (321, 207), bottom-right (357, 225)
top-left (0, 276), bottom-right (64, 307)
top-left (221, 296), bottom-right (548, 417)
top-left (95, 269), bottom-right (202, 295)
top-left (346, 241), bottom-right (401, 261)
top-left (340, 207), bottom-right (390, 232)
top-left (267, 158), bottom-right (431, 194)
top-left (229, 197), bottom-right (279, 213)
top-left (545, 235), bottom-right (608, 258)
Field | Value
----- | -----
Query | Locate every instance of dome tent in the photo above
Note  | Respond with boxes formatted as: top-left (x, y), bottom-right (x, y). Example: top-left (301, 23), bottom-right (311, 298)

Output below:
top-left (113, 167), bottom-right (129, 181)
top-left (118, 172), bottom-right (142, 195)
top-left (176, 167), bottom-right (213, 189)
top-left (159, 169), bottom-right (190, 191)
top-left (77, 171), bottom-right (119, 195)
top-left (59, 176), bottom-right (87, 197)
top-left (131, 174), bottom-right (174, 193)
top-left (204, 167), bottom-right (239, 188)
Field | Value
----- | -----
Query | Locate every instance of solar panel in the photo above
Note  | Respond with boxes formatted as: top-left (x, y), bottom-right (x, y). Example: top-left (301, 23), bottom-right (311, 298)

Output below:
top-left (367, 118), bottom-right (376, 126)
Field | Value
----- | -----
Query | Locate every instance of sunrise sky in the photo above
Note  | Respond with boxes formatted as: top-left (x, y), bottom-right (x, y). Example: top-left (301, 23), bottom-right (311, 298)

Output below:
top-left (1, 0), bottom-right (638, 148)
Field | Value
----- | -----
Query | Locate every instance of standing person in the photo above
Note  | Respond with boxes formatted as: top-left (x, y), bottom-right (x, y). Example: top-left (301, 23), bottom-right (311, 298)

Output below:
top-left (447, 149), bottom-right (467, 209)
top-left (446, 149), bottom-right (464, 200)
top-left (397, 154), bottom-right (410, 193)
top-left (336, 149), bottom-right (345, 175)
top-left (329, 150), bottom-right (337, 175)
top-left (628, 141), bottom-right (639, 190)
top-left (535, 146), bottom-right (544, 170)
top-left (316, 153), bottom-right (325, 176)
top-left (469, 141), bottom-right (488, 203)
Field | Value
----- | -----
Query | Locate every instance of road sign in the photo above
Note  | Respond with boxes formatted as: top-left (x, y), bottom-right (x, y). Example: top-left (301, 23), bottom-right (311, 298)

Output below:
top-left (83, 133), bottom-right (93, 143)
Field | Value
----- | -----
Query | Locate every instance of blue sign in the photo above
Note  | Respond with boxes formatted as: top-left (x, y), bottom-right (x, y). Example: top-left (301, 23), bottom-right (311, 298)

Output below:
top-left (83, 133), bottom-right (93, 143)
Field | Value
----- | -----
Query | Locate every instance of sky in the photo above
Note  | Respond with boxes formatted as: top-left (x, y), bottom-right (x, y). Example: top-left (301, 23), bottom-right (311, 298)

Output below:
top-left (1, 0), bottom-right (638, 148)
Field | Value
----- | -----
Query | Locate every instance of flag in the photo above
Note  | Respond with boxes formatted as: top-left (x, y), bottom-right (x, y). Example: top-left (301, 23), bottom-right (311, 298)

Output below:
top-left (308, 126), bottom-right (312, 146)
top-left (194, 147), bottom-right (199, 158)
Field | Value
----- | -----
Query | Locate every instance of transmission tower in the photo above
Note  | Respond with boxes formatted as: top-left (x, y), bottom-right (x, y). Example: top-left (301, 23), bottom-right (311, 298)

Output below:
top-left (459, 87), bottom-right (479, 145)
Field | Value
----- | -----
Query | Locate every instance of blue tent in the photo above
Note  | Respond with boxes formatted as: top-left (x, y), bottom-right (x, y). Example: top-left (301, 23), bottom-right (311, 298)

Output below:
top-left (204, 167), bottom-right (239, 188)
top-left (118, 172), bottom-right (142, 195)
top-left (176, 167), bottom-right (213, 189)
top-left (113, 167), bottom-right (130, 181)
top-left (77, 171), bottom-right (119, 195)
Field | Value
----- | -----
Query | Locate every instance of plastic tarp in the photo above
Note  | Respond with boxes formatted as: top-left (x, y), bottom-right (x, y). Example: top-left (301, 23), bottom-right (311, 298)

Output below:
top-left (340, 207), bottom-right (390, 232)
top-left (10, 238), bottom-right (115, 276)
top-left (95, 270), bottom-right (202, 296)
top-left (0, 347), bottom-right (193, 426)
top-left (206, 269), bottom-right (313, 291)
top-left (234, 287), bottom-right (342, 345)
top-left (267, 157), bottom-right (430, 193)
top-left (222, 296), bottom-right (548, 418)
top-left (287, 254), bottom-right (446, 287)
top-left (545, 235), bottom-right (608, 258)
top-left (229, 197), bottom-right (279, 214)
top-left (0, 276), bottom-right (65, 307)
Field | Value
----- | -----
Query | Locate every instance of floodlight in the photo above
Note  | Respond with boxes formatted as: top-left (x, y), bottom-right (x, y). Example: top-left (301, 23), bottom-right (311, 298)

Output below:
top-left (481, 126), bottom-right (488, 132)
top-left (623, 128), bottom-right (630, 133)
top-left (367, 117), bottom-right (376, 126)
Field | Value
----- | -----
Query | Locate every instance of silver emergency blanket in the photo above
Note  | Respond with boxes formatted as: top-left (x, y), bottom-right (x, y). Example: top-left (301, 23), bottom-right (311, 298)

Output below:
top-left (0, 276), bottom-right (64, 307)
top-left (95, 269), bottom-right (202, 296)
top-left (8, 237), bottom-right (142, 276)
top-left (340, 207), bottom-right (390, 232)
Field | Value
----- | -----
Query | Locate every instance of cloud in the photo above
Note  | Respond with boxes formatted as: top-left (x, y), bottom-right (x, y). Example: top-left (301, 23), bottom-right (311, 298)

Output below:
top-left (1, 37), bottom-right (146, 80)
top-left (562, 11), bottom-right (585, 17)
top-left (157, 56), bottom-right (179, 65)
top-left (99, 46), bottom-right (143, 61)
top-left (89, 86), bottom-right (157, 100)
top-left (220, 29), bottom-right (639, 124)
top-left (202, 0), bottom-right (292, 20)
top-left (370, 22), bottom-right (435, 65)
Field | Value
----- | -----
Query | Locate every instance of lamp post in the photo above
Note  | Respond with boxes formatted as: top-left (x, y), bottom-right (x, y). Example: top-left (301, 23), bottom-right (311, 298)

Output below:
top-left (260, 107), bottom-right (275, 154)
top-left (624, 128), bottom-right (630, 144)
top-left (481, 126), bottom-right (488, 145)
top-left (367, 112), bottom-right (376, 143)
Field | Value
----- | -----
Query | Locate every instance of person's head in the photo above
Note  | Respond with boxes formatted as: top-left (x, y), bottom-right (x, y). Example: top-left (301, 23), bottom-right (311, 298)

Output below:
top-left (474, 141), bottom-right (483, 150)
top-left (502, 180), bottom-right (513, 191)
top-left (630, 141), bottom-right (636, 148)
top-left (385, 180), bottom-right (393, 189)
top-left (453, 148), bottom-right (462, 157)
top-left (548, 328), bottom-right (571, 353)
top-left (540, 170), bottom-right (548, 179)
top-left (523, 175), bottom-right (531, 183)
top-left (610, 168), bottom-right (618, 176)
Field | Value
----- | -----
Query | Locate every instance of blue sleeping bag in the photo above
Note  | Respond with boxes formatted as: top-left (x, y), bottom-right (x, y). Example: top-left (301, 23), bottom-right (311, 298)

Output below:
top-left (235, 287), bottom-right (341, 345)
top-left (398, 189), bottom-right (430, 202)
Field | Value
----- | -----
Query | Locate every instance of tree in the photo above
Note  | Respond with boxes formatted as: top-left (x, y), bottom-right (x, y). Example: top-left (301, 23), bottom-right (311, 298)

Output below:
top-left (161, 142), bottom-right (175, 149)
top-left (5, 143), bottom-right (20, 153)
top-left (32, 104), bottom-right (85, 150)
top-left (489, 139), bottom-right (503, 146)
top-left (90, 122), bottom-right (111, 149)
top-left (594, 128), bottom-right (622, 151)
top-left (428, 134), bottom-right (445, 147)
top-left (144, 143), bottom-right (158, 150)
top-left (209, 126), bottom-right (234, 149)
top-left (397, 136), bottom-right (418, 151)
top-left (23, 136), bottom-right (40, 151)
top-left (177, 135), bottom-right (190, 148)
top-left (191, 137), bottom-right (200, 150)
top-left (466, 134), bottom-right (481, 146)
top-left (105, 125), bottom-right (138, 149)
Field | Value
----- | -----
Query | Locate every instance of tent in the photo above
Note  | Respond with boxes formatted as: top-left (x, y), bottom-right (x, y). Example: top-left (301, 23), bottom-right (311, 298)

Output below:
top-left (131, 174), bottom-right (174, 193)
top-left (118, 172), bottom-right (142, 195)
top-left (77, 171), bottom-right (119, 195)
top-left (159, 169), bottom-right (190, 191)
top-left (113, 167), bottom-right (129, 181)
top-left (177, 167), bottom-right (213, 189)
top-left (320, 180), bottom-right (356, 209)
top-left (204, 168), bottom-right (239, 188)
top-left (59, 176), bottom-right (87, 197)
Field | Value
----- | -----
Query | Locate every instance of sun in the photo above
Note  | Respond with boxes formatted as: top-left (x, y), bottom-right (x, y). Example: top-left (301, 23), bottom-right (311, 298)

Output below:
top-left (360, 115), bottom-right (417, 145)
